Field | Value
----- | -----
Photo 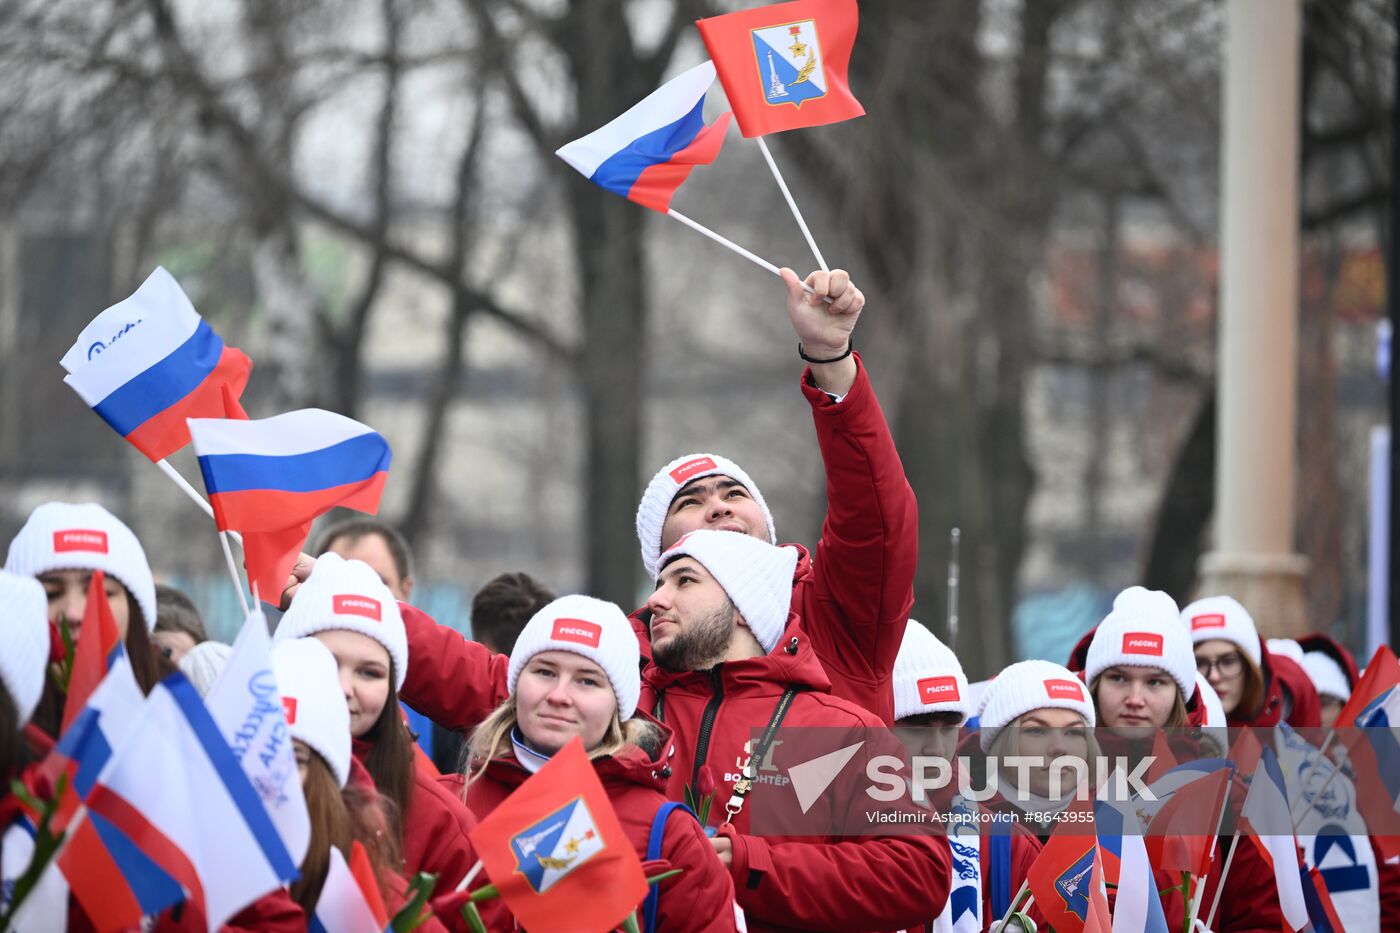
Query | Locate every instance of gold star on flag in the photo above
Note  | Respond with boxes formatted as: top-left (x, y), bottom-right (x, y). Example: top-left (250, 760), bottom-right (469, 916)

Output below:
top-left (565, 837), bottom-right (581, 854)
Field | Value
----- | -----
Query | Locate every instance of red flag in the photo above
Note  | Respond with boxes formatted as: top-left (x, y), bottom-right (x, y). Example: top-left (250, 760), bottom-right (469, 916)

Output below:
top-left (1146, 729), bottom-right (1180, 784)
top-left (1026, 802), bottom-right (1098, 933)
top-left (696, 0), bottom-right (864, 138)
top-left (1144, 768), bottom-right (1231, 877)
top-left (468, 738), bottom-right (647, 933)
top-left (349, 840), bottom-right (390, 928)
top-left (221, 382), bottom-right (249, 421)
top-left (1084, 848), bottom-right (1112, 933)
top-left (60, 570), bottom-right (122, 735)
top-left (1336, 645), bottom-right (1400, 728)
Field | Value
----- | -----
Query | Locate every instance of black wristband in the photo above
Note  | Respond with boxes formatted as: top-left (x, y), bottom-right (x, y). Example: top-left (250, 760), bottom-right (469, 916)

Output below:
top-left (798, 340), bottom-right (853, 364)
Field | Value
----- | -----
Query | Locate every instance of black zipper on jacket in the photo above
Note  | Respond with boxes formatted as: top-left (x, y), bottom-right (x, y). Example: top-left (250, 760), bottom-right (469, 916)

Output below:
top-left (690, 665), bottom-right (725, 788)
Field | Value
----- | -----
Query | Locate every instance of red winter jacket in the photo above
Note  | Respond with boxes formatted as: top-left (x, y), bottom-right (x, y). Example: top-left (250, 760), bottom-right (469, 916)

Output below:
top-left (630, 356), bottom-right (919, 726)
top-left (444, 733), bottom-right (739, 933)
top-left (645, 612), bottom-right (951, 933)
top-left (351, 738), bottom-right (480, 897)
top-left (1237, 650), bottom-right (1321, 729)
top-left (396, 605), bottom-right (950, 933)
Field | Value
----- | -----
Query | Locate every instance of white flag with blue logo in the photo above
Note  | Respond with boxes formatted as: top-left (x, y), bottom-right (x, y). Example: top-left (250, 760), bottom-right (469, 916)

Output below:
top-left (205, 609), bottom-right (310, 867)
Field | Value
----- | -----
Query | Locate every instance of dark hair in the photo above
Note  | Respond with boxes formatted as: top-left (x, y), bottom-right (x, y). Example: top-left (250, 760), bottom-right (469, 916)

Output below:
top-left (125, 608), bottom-right (177, 694)
top-left (154, 583), bottom-right (208, 643)
top-left (361, 663), bottom-right (416, 851)
top-left (471, 572), bottom-right (556, 654)
top-left (290, 751), bottom-right (399, 914)
top-left (314, 519), bottom-right (413, 583)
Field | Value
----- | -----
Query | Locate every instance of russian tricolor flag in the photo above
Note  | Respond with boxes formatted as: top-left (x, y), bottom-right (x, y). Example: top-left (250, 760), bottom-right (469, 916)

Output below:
top-left (556, 60), bottom-right (732, 213)
top-left (310, 843), bottom-right (390, 933)
top-left (188, 409), bottom-right (391, 600)
top-left (58, 672), bottom-right (300, 931)
top-left (62, 268), bottom-right (252, 462)
top-left (1242, 746), bottom-right (1309, 930)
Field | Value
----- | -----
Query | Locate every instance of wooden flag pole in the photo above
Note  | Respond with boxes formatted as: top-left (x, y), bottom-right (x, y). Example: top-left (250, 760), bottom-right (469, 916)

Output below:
top-left (665, 209), bottom-right (832, 303)
top-left (755, 136), bottom-right (829, 272)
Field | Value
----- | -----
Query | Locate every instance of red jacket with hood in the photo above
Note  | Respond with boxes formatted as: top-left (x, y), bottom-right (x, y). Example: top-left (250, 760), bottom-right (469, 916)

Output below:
top-left (631, 357), bottom-right (919, 726)
top-left (396, 605), bottom-right (951, 933)
top-left (442, 728), bottom-right (739, 933)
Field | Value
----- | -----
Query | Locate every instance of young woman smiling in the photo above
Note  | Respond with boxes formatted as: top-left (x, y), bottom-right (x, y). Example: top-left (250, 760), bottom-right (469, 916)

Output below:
top-left (455, 594), bottom-right (738, 933)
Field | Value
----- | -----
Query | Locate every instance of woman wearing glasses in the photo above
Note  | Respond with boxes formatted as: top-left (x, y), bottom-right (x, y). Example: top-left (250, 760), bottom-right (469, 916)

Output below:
top-left (1184, 595), bottom-right (1400, 928)
top-left (1182, 596), bottom-right (1320, 729)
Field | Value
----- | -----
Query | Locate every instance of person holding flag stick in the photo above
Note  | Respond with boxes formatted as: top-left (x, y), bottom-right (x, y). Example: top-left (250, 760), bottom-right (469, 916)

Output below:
top-left (554, 45), bottom-right (920, 731)
top-left (444, 594), bottom-right (738, 933)
top-left (696, 0), bottom-right (869, 274)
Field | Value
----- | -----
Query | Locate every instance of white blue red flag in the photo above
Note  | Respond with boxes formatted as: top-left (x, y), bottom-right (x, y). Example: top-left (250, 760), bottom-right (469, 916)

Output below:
top-left (1093, 799), bottom-right (1168, 933)
top-left (205, 609), bottom-right (310, 868)
top-left (57, 672), bottom-right (300, 931)
top-left (556, 60), bottom-right (731, 213)
top-left (62, 267), bottom-right (252, 461)
top-left (310, 843), bottom-right (390, 933)
top-left (187, 409), bottom-right (391, 600)
top-left (1241, 746), bottom-right (1309, 930)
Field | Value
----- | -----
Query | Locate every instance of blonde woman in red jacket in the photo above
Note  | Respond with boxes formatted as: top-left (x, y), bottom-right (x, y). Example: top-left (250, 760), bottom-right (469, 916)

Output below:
top-left (443, 593), bottom-right (738, 933)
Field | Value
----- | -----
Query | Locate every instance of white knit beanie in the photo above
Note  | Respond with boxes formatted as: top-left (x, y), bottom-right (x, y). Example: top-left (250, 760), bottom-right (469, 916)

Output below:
top-left (1301, 652), bottom-right (1350, 703)
top-left (1085, 587), bottom-right (1197, 700)
top-left (0, 570), bottom-right (51, 726)
top-left (892, 620), bottom-right (971, 722)
top-left (656, 529), bottom-right (798, 655)
top-left (178, 641), bottom-right (234, 697)
top-left (272, 638), bottom-right (352, 788)
top-left (273, 552), bottom-right (407, 690)
top-left (977, 660), bottom-right (1095, 752)
top-left (635, 453), bottom-right (777, 577)
top-left (1180, 595), bottom-right (1261, 665)
top-left (4, 502), bottom-right (157, 631)
top-left (1266, 638), bottom-right (1304, 664)
top-left (507, 595), bottom-right (641, 721)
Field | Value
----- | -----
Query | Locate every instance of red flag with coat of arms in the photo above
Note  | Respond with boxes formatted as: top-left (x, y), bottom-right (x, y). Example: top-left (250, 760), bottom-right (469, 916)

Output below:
top-left (468, 738), bottom-right (648, 932)
top-left (1026, 798), bottom-right (1099, 933)
top-left (697, 0), bottom-right (864, 137)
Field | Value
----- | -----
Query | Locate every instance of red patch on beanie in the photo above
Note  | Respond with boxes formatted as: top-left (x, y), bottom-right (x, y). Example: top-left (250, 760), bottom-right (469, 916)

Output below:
top-left (552, 618), bottom-right (603, 649)
top-left (53, 530), bottom-right (108, 554)
top-left (1122, 633), bottom-right (1165, 656)
top-left (669, 457), bottom-right (717, 484)
top-left (917, 676), bottom-right (961, 704)
top-left (332, 595), bottom-right (382, 621)
top-left (1044, 679), bottom-right (1085, 701)
top-left (1191, 614), bottom-right (1226, 631)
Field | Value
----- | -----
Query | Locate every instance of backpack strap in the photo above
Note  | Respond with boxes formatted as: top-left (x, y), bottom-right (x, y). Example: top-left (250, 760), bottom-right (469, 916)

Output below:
top-left (642, 801), bottom-right (697, 933)
top-left (989, 827), bottom-right (1012, 919)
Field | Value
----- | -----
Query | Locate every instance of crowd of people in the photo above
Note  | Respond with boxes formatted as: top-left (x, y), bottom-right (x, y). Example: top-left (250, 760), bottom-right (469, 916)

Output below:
top-left (1, 267), bottom-right (1393, 931)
